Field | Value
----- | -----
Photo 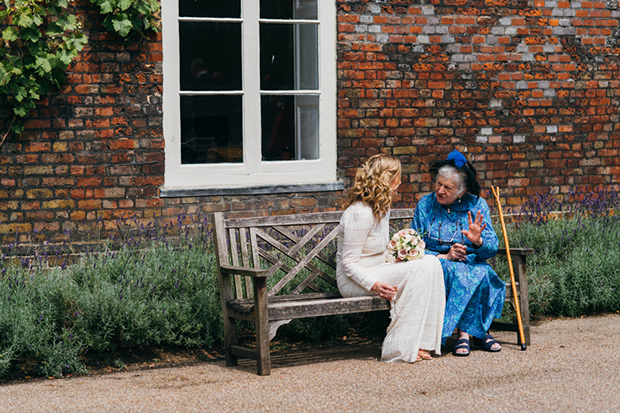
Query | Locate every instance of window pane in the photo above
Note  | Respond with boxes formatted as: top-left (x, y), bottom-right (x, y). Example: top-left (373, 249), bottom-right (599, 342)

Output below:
top-left (260, 23), bottom-right (318, 90)
top-left (261, 95), bottom-right (319, 161)
top-left (261, 0), bottom-right (317, 19)
top-left (180, 22), bottom-right (241, 91)
top-left (181, 95), bottom-right (243, 164)
top-left (179, 1), bottom-right (240, 18)
top-left (296, 95), bottom-right (320, 160)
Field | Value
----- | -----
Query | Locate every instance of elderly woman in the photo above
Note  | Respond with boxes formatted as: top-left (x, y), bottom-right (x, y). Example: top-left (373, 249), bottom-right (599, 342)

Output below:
top-left (337, 154), bottom-right (445, 362)
top-left (412, 150), bottom-right (503, 356)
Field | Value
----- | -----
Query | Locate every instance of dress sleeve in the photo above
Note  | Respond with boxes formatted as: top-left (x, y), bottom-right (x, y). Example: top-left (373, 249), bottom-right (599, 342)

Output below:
top-left (412, 196), bottom-right (439, 256)
top-left (468, 198), bottom-right (498, 262)
top-left (339, 206), bottom-right (379, 291)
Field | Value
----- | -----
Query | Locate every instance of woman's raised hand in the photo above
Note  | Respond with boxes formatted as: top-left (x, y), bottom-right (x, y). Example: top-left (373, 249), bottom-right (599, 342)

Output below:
top-left (461, 210), bottom-right (486, 248)
top-left (371, 281), bottom-right (397, 300)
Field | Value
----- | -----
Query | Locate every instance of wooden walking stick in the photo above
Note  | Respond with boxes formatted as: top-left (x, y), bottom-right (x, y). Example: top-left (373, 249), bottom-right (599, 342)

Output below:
top-left (491, 186), bottom-right (527, 351)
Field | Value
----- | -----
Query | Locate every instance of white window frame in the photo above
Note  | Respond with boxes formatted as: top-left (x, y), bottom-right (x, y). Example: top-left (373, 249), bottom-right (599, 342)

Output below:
top-left (161, 1), bottom-right (337, 191)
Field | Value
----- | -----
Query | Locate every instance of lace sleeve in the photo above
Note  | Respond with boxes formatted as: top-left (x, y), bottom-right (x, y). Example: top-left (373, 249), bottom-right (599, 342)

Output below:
top-left (338, 205), bottom-right (379, 291)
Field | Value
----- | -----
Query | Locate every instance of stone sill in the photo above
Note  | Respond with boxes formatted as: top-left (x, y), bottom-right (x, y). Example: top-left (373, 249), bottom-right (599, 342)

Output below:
top-left (160, 182), bottom-right (345, 198)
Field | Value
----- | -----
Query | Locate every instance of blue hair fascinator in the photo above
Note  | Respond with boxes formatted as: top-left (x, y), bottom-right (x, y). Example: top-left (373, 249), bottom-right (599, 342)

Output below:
top-left (447, 149), bottom-right (467, 169)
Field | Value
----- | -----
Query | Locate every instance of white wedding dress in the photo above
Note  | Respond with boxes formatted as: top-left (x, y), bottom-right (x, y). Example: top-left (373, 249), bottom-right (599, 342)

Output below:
top-left (336, 202), bottom-right (445, 362)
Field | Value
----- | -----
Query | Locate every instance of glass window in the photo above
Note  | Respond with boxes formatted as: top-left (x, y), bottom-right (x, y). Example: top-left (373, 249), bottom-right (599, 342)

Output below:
top-left (261, 0), bottom-right (317, 19)
top-left (260, 23), bottom-right (318, 91)
top-left (181, 95), bottom-right (242, 164)
top-left (261, 95), bottom-right (319, 161)
top-left (179, 1), bottom-right (240, 18)
top-left (179, 22), bottom-right (241, 91)
top-left (162, 0), bottom-right (336, 188)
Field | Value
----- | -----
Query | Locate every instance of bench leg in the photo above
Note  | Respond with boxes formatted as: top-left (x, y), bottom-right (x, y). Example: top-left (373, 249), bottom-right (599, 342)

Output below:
top-left (512, 255), bottom-right (531, 346)
top-left (218, 272), bottom-right (239, 366)
top-left (254, 277), bottom-right (271, 375)
top-left (223, 316), bottom-right (239, 367)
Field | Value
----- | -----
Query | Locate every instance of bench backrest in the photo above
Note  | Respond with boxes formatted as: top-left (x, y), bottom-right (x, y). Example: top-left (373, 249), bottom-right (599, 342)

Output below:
top-left (213, 209), bottom-right (415, 300)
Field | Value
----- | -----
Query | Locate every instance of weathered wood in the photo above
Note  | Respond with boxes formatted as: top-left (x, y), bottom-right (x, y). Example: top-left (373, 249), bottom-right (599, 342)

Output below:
top-left (212, 213), bottom-right (240, 366)
top-left (227, 294), bottom-right (389, 319)
top-left (511, 252), bottom-right (532, 345)
top-left (253, 276), bottom-right (270, 375)
top-left (220, 264), bottom-right (268, 278)
top-left (230, 345), bottom-right (257, 360)
top-left (212, 210), bottom-right (533, 375)
top-left (268, 296), bottom-right (391, 320)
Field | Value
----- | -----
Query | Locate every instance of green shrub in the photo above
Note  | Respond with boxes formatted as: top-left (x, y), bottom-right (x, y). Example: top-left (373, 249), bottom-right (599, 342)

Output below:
top-left (496, 188), bottom-right (620, 317)
top-left (68, 242), bottom-right (221, 353)
top-left (0, 266), bottom-right (86, 378)
top-left (0, 214), bottom-right (222, 379)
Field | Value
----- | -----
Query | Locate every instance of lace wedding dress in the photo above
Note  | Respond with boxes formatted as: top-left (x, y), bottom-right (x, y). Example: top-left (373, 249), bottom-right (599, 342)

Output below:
top-left (336, 202), bottom-right (446, 362)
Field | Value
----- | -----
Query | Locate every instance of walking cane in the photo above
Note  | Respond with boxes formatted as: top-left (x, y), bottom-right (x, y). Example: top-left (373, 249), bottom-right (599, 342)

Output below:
top-left (491, 186), bottom-right (527, 351)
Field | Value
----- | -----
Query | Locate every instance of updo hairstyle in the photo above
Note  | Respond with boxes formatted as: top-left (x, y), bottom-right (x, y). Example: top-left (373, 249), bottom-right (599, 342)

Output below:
top-left (430, 157), bottom-right (481, 197)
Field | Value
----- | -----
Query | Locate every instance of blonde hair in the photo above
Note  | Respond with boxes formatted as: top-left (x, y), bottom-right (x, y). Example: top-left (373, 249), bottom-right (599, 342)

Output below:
top-left (343, 154), bottom-right (402, 220)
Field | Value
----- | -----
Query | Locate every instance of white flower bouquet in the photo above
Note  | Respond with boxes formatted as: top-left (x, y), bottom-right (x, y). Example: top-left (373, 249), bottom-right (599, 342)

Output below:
top-left (386, 228), bottom-right (425, 262)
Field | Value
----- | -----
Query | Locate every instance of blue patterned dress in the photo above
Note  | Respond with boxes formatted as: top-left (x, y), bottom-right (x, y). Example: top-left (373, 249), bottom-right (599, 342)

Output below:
top-left (412, 192), bottom-right (505, 343)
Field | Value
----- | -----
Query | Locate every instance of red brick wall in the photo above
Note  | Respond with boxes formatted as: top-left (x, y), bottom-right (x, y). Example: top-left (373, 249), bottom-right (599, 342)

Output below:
top-left (337, 0), bottom-right (620, 208)
top-left (1, 0), bottom-right (620, 246)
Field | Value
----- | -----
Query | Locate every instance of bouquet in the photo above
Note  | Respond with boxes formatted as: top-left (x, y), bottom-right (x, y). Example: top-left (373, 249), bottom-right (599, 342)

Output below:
top-left (386, 228), bottom-right (425, 262)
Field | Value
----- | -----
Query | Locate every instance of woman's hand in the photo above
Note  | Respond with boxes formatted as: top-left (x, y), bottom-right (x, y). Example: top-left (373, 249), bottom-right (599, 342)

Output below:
top-left (371, 281), bottom-right (397, 300)
top-left (444, 243), bottom-right (468, 262)
top-left (461, 210), bottom-right (486, 248)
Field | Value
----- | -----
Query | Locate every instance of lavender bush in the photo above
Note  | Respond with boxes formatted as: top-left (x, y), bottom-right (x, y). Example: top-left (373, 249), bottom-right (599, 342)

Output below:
top-left (0, 213), bottom-right (221, 379)
top-left (495, 187), bottom-right (620, 317)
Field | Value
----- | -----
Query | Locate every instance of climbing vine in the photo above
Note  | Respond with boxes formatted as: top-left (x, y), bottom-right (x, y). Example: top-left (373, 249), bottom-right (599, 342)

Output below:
top-left (0, 0), bottom-right (160, 146)
top-left (89, 0), bottom-right (160, 40)
top-left (0, 0), bottom-right (87, 141)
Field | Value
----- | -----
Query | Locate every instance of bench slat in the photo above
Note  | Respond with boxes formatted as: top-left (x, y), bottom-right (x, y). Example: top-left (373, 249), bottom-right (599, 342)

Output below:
top-left (228, 295), bottom-right (391, 320)
top-left (228, 228), bottom-right (244, 298)
top-left (268, 296), bottom-right (391, 320)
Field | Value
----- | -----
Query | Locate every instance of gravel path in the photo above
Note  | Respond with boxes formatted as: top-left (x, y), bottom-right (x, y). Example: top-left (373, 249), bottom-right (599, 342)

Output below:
top-left (1, 313), bottom-right (619, 412)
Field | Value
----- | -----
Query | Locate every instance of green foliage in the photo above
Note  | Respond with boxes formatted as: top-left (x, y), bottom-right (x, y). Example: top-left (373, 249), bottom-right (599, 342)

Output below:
top-left (0, 0), bottom-right (160, 140)
top-left (89, 0), bottom-right (160, 39)
top-left (0, 0), bottom-right (87, 134)
top-left (498, 210), bottom-right (620, 317)
top-left (0, 267), bottom-right (87, 378)
top-left (0, 215), bottom-right (221, 379)
top-left (68, 242), bottom-right (221, 353)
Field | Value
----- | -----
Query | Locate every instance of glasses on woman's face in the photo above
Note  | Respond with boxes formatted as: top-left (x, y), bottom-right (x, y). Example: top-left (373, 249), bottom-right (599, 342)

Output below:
top-left (425, 218), bottom-right (464, 246)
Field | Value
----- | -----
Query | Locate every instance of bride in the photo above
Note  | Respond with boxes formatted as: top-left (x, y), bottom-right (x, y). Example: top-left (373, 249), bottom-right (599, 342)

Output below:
top-left (337, 154), bottom-right (446, 362)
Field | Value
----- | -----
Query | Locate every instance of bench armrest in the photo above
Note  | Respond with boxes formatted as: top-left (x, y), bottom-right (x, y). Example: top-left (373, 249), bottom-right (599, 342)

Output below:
top-left (220, 264), bottom-right (269, 278)
top-left (498, 247), bottom-right (534, 256)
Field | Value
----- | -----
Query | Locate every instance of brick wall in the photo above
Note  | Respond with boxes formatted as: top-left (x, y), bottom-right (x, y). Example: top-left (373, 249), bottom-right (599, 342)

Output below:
top-left (1, 0), bottom-right (620, 247)
top-left (337, 0), bottom-right (620, 208)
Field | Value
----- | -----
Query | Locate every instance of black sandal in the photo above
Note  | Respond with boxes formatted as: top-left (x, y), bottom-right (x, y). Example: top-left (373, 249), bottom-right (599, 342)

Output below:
top-left (472, 334), bottom-right (501, 352)
top-left (452, 338), bottom-right (470, 357)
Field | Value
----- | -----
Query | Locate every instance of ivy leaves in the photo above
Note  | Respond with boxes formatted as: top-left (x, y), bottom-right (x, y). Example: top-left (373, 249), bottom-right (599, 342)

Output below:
top-left (0, 0), bottom-right (88, 135)
top-left (0, 0), bottom-right (160, 142)
top-left (91, 0), bottom-right (160, 39)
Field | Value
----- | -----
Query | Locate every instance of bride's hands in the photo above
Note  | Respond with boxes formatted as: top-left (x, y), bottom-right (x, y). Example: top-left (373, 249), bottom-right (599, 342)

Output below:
top-left (461, 210), bottom-right (485, 248)
top-left (371, 281), bottom-right (397, 300)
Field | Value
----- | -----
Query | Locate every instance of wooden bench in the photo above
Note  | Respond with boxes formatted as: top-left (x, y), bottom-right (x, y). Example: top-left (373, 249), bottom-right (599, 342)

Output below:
top-left (213, 209), bottom-right (533, 375)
